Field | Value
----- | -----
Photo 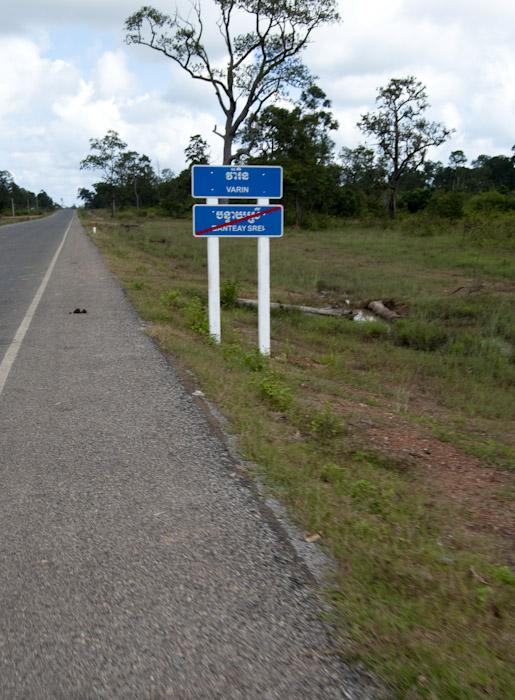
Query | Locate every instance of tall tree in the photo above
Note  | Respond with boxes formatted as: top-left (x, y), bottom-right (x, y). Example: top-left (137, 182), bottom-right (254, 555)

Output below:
top-left (448, 150), bottom-right (467, 191)
top-left (471, 154), bottom-right (514, 192)
top-left (185, 134), bottom-right (210, 167)
top-left (0, 170), bottom-right (13, 211)
top-left (358, 76), bottom-right (451, 218)
top-left (340, 145), bottom-right (386, 194)
top-left (241, 85), bottom-right (339, 226)
top-left (125, 0), bottom-right (340, 164)
top-left (116, 151), bottom-right (156, 208)
top-left (159, 137), bottom-right (207, 217)
top-left (36, 190), bottom-right (55, 211)
top-left (77, 187), bottom-right (98, 208)
top-left (80, 130), bottom-right (128, 217)
top-left (339, 146), bottom-right (387, 213)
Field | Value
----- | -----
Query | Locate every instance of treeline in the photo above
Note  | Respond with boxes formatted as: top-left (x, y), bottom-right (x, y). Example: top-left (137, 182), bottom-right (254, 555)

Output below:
top-left (79, 134), bottom-right (515, 229)
top-left (78, 131), bottom-right (207, 218)
top-left (0, 170), bottom-right (56, 215)
top-left (78, 81), bottom-right (515, 227)
top-left (339, 146), bottom-right (515, 222)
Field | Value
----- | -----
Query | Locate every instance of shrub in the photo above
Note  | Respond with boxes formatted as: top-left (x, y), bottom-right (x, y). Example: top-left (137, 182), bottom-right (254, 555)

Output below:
top-left (468, 191), bottom-right (515, 213)
top-left (392, 320), bottom-right (449, 352)
top-left (347, 320), bottom-right (390, 341)
top-left (225, 344), bottom-right (267, 372)
top-left (161, 290), bottom-right (184, 308)
top-left (258, 371), bottom-right (293, 411)
top-left (400, 210), bottom-right (448, 237)
top-left (461, 210), bottom-right (515, 245)
top-left (185, 297), bottom-right (209, 337)
top-left (220, 277), bottom-right (240, 308)
top-left (402, 188), bottom-right (432, 213)
top-left (431, 191), bottom-right (465, 220)
top-left (309, 405), bottom-right (345, 443)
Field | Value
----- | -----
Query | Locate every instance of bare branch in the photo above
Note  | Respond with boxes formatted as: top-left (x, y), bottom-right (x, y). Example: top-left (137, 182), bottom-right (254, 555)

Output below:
top-left (125, 1), bottom-right (340, 163)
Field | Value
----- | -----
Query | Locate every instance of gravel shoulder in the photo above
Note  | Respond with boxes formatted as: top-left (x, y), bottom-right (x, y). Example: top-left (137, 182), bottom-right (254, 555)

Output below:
top-left (0, 213), bottom-right (384, 699)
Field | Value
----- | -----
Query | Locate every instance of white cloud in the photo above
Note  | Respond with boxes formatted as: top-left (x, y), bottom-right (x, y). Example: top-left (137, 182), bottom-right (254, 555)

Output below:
top-left (93, 51), bottom-right (140, 98)
top-left (309, 0), bottom-right (515, 163)
top-left (1, 0), bottom-right (136, 33)
top-left (0, 32), bottom-right (216, 203)
top-left (0, 38), bottom-right (79, 118)
top-left (1, 0), bottom-right (514, 205)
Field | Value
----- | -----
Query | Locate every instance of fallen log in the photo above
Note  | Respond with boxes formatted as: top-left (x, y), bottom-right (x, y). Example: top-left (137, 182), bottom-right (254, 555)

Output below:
top-left (236, 297), bottom-right (402, 322)
top-left (367, 300), bottom-right (401, 322)
top-left (236, 298), bottom-right (354, 318)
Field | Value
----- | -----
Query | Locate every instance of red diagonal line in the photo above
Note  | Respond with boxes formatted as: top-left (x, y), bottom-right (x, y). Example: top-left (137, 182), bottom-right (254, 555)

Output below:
top-left (195, 206), bottom-right (281, 236)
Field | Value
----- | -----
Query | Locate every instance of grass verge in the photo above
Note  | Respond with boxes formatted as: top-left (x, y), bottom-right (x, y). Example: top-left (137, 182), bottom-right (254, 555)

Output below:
top-left (82, 210), bottom-right (514, 700)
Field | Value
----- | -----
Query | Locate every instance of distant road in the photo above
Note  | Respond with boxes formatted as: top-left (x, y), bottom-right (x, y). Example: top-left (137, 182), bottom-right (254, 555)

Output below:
top-left (0, 212), bottom-right (380, 698)
top-left (0, 210), bottom-right (72, 368)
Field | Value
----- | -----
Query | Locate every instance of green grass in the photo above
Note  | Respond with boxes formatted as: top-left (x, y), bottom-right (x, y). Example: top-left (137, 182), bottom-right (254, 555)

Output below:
top-left (0, 213), bottom-right (50, 226)
top-left (82, 209), bottom-right (515, 700)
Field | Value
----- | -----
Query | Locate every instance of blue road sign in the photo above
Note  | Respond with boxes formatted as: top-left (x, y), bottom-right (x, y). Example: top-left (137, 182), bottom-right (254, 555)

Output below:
top-left (192, 165), bottom-right (282, 199)
top-left (193, 204), bottom-right (283, 237)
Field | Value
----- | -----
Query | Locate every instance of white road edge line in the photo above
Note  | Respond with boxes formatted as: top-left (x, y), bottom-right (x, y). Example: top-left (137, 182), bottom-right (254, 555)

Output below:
top-left (0, 217), bottom-right (72, 396)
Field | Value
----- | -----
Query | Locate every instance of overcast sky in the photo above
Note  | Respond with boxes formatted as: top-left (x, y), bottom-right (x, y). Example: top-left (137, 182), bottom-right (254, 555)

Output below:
top-left (1, 0), bottom-right (513, 206)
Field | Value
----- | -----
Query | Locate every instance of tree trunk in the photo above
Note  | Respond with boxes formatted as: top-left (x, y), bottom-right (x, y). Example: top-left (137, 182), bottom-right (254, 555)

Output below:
top-left (295, 194), bottom-right (302, 228)
top-left (223, 138), bottom-right (232, 165)
top-left (388, 185), bottom-right (397, 219)
top-left (236, 298), bottom-right (354, 318)
top-left (367, 300), bottom-right (400, 321)
top-left (237, 298), bottom-right (401, 322)
top-left (223, 119), bottom-right (235, 165)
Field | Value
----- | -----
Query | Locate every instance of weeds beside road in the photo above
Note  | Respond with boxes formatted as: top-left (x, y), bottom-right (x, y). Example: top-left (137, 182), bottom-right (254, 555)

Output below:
top-left (82, 209), bottom-right (514, 700)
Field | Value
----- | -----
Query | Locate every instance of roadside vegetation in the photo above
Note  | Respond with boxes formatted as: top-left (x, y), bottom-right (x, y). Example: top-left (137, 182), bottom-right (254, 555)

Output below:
top-left (78, 16), bottom-right (513, 692)
top-left (81, 205), bottom-right (514, 700)
top-left (0, 169), bottom-right (57, 221)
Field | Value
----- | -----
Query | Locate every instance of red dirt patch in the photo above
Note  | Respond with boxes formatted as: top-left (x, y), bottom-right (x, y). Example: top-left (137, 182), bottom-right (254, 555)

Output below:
top-left (338, 396), bottom-right (514, 542)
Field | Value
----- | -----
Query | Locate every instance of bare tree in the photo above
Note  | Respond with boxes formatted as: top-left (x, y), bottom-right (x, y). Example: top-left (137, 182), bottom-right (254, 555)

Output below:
top-left (358, 76), bottom-right (451, 218)
top-left (125, 0), bottom-right (340, 164)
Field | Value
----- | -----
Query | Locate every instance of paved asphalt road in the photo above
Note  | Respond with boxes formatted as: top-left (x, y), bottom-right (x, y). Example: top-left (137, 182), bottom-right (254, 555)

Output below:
top-left (0, 211), bottom-right (70, 364)
top-left (0, 212), bottom-right (383, 699)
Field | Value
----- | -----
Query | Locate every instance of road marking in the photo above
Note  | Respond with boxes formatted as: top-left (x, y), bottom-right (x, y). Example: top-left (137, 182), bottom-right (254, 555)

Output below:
top-left (0, 218), bottom-right (72, 396)
top-left (195, 206), bottom-right (281, 235)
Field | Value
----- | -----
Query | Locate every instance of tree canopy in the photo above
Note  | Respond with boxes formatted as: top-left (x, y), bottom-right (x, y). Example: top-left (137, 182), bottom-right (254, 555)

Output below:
top-left (125, 0), bottom-right (340, 164)
top-left (185, 135), bottom-right (210, 167)
top-left (0, 170), bottom-right (56, 215)
top-left (241, 85), bottom-right (341, 225)
top-left (80, 130), bottom-right (128, 217)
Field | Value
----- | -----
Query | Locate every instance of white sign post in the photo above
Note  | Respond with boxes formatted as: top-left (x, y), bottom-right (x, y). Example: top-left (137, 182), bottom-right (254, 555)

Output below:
top-left (206, 197), bottom-right (221, 343)
top-left (257, 198), bottom-right (271, 355)
top-left (192, 165), bottom-right (283, 355)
